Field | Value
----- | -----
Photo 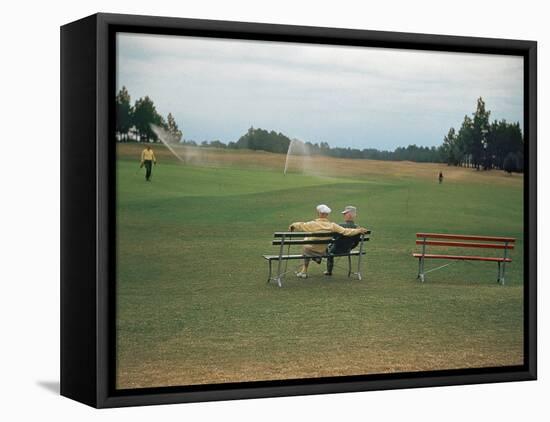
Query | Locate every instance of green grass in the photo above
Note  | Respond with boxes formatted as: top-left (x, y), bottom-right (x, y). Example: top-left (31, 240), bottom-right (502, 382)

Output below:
top-left (116, 155), bottom-right (524, 388)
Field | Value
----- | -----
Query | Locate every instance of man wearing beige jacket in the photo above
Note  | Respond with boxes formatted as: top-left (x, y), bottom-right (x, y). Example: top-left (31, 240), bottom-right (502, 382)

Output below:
top-left (289, 204), bottom-right (368, 279)
top-left (140, 144), bottom-right (157, 181)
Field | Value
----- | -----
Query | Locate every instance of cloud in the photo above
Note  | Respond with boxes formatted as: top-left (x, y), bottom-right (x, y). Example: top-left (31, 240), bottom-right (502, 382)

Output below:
top-left (116, 33), bottom-right (523, 150)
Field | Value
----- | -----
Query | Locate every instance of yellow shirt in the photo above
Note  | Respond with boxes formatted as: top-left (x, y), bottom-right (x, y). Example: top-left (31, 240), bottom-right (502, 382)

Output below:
top-left (141, 148), bottom-right (156, 162)
top-left (290, 217), bottom-right (365, 253)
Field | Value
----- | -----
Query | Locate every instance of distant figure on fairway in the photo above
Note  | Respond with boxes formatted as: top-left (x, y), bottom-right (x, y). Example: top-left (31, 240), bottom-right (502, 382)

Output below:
top-left (325, 205), bottom-right (362, 276)
top-left (140, 145), bottom-right (157, 181)
top-left (289, 204), bottom-right (368, 279)
top-left (438, 171), bottom-right (444, 184)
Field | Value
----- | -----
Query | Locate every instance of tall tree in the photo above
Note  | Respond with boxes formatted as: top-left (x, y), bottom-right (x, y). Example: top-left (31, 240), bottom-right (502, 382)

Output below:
top-left (471, 97), bottom-right (491, 169)
top-left (491, 120), bottom-right (523, 170)
top-left (503, 152), bottom-right (518, 174)
top-left (132, 96), bottom-right (164, 142)
top-left (456, 115), bottom-right (474, 167)
top-left (166, 112), bottom-right (183, 143)
top-left (115, 86), bottom-right (132, 141)
top-left (443, 99), bottom-right (523, 172)
top-left (441, 127), bottom-right (459, 165)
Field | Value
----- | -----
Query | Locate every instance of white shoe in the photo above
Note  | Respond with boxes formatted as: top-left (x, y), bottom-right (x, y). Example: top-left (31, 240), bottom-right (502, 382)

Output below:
top-left (295, 271), bottom-right (308, 279)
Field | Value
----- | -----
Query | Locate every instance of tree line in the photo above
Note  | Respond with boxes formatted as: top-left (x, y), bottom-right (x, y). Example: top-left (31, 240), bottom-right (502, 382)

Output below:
top-left (440, 97), bottom-right (523, 173)
top-left (116, 87), bottom-right (523, 172)
top-left (206, 127), bottom-right (445, 163)
top-left (116, 86), bottom-right (182, 143)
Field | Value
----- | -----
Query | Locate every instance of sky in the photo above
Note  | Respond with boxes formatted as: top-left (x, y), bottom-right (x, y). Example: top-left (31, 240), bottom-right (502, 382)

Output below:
top-left (116, 32), bottom-right (523, 151)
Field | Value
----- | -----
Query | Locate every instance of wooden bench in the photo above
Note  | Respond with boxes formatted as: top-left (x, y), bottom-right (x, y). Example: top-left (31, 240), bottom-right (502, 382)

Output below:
top-left (263, 231), bottom-right (371, 287)
top-left (413, 233), bottom-right (515, 284)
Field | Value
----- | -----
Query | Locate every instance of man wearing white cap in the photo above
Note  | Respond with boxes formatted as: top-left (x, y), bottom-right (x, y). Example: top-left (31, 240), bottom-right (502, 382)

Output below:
top-left (289, 204), bottom-right (368, 278)
top-left (325, 205), bottom-right (362, 276)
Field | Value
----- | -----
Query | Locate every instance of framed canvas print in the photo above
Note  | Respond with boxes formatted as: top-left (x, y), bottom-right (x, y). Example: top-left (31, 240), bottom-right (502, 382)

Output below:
top-left (60, 13), bottom-right (537, 408)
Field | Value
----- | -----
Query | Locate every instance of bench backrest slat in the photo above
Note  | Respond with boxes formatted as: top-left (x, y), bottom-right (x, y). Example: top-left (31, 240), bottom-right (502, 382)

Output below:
top-left (272, 230), bottom-right (370, 248)
top-left (274, 230), bottom-right (371, 238)
top-left (273, 230), bottom-right (370, 239)
top-left (274, 231), bottom-right (337, 238)
top-left (272, 239), bottom-right (333, 246)
top-left (416, 240), bottom-right (514, 250)
top-left (416, 233), bottom-right (515, 243)
top-left (273, 237), bottom-right (370, 246)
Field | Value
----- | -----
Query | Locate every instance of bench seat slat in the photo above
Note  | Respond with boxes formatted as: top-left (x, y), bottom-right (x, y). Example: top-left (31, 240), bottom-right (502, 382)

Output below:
top-left (274, 230), bottom-right (371, 238)
top-left (272, 237), bottom-right (370, 246)
top-left (264, 251), bottom-right (365, 260)
top-left (413, 253), bottom-right (512, 263)
top-left (416, 240), bottom-right (514, 249)
top-left (416, 233), bottom-right (515, 243)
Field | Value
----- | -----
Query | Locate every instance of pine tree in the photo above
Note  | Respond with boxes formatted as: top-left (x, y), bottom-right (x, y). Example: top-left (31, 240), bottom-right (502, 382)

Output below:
top-left (115, 86), bottom-right (132, 141)
top-left (132, 96), bottom-right (164, 142)
top-left (166, 113), bottom-right (183, 143)
top-left (471, 97), bottom-right (491, 169)
top-left (456, 115), bottom-right (474, 167)
top-left (441, 127), bottom-right (458, 165)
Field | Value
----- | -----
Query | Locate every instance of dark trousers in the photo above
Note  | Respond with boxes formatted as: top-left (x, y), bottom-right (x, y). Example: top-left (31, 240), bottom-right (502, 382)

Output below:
top-left (326, 256), bottom-right (335, 273)
top-left (326, 244), bottom-right (356, 274)
top-left (144, 160), bottom-right (153, 180)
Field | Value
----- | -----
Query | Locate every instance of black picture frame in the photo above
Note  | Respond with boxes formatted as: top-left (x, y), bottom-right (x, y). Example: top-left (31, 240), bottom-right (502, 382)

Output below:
top-left (60, 12), bottom-right (537, 408)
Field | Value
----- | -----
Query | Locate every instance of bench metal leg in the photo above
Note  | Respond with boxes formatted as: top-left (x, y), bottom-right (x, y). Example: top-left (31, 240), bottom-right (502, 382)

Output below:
top-left (500, 261), bottom-right (506, 285)
top-left (417, 257), bottom-right (425, 282)
top-left (272, 234), bottom-right (286, 287)
top-left (500, 242), bottom-right (509, 285)
top-left (275, 258), bottom-right (283, 286)
top-left (421, 257), bottom-right (425, 282)
top-left (417, 237), bottom-right (426, 282)
top-left (268, 261), bottom-right (283, 287)
top-left (266, 258), bottom-right (283, 288)
top-left (353, 235), bottom-right (364, 281)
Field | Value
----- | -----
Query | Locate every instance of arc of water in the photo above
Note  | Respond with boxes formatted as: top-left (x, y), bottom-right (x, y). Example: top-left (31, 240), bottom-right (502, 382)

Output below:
top-left (284, 138), bottom-right (310, 175)
top-left (150, 124), bottom-right (186, 163)
top-left (284, 139), bottom-right (296, 175)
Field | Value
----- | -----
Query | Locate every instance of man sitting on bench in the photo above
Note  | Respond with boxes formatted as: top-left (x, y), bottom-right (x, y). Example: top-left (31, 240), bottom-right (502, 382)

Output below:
top-left (325, 205), bottom-right (362, 276)
top-left (289, 204), bottom-right (368, 279)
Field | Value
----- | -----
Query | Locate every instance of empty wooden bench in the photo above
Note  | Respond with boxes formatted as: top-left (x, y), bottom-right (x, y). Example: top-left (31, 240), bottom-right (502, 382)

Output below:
top-left (413, 233), bottom-right (515, 284)
top-left (263, 231), bottom-right (371, 287)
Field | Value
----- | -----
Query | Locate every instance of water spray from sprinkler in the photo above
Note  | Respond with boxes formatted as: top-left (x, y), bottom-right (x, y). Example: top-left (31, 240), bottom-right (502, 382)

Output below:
top-left (284, 138), bottom-right (309, 175)
top-left (150, 124), bottom-right (186, 163)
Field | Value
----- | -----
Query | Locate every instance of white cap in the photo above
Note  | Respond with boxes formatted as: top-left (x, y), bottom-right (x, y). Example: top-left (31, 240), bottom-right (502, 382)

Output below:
top-left (341, 205), bottom-right (357, 215)
top-left (316, 204), bottom-right (331, 214)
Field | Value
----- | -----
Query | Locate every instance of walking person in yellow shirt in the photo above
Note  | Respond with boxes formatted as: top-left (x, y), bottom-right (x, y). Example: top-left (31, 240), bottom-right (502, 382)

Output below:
top-left (140, 144), bottom-right (157, 181)
top-left (289, 204), bottom-right (368, 279)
